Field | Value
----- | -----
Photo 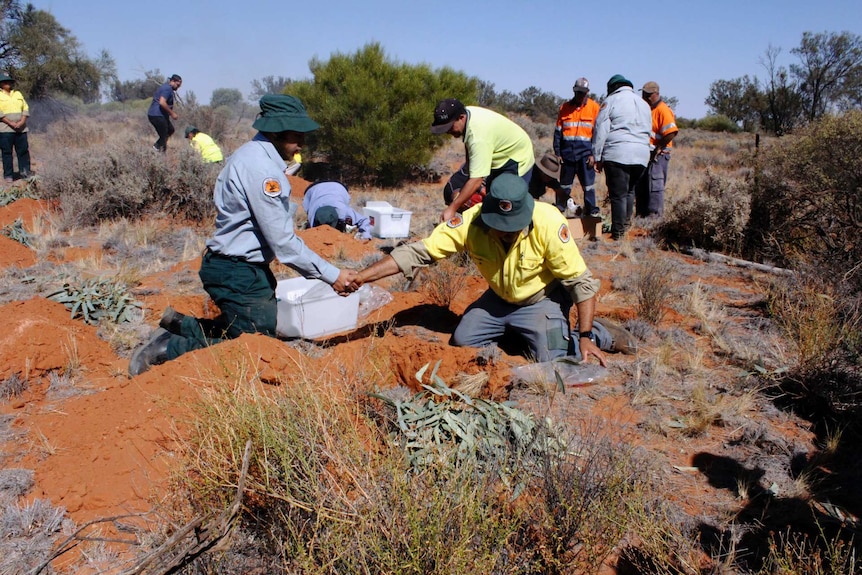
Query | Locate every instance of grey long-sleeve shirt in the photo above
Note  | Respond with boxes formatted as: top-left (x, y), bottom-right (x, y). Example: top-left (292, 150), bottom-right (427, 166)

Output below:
top-left (205, 133), bottom-right (340, 284)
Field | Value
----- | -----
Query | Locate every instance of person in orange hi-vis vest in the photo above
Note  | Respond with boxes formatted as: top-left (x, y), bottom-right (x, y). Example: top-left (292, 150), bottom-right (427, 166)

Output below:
top-left (636, 81), bottom-right (679, 217)
top-left (553, 77), bottom-right (601, 216)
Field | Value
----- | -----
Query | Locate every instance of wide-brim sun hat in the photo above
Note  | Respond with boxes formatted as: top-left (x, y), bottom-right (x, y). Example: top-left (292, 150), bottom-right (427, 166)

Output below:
top-left (535, 153), bottom-right (562, 181)
top-left (252, 94), bottom-right (320, 133)
top-left (0, 74), bottom-right (14, 84)
top-left (480, 173), bottom-right (534, 232)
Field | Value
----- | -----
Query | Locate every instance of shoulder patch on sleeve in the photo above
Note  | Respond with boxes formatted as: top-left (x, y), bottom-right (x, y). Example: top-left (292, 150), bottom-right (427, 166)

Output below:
top-left (558, 223), bottom-right (571, 243)
top-left (263, 178), bottom-right (282, 197)
top-left (446, 214), bottom-right (464, 228)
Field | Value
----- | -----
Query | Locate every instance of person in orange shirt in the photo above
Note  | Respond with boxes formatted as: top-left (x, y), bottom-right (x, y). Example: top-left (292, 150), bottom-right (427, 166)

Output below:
top-left (637, 81), bottom-right (679, 217)
top-left (553, 77), bottom-right (601, 216)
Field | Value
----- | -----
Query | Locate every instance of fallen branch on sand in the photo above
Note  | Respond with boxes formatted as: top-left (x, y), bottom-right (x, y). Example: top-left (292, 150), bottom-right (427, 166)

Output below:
top-left (680, 246), bottom-right (794, 276)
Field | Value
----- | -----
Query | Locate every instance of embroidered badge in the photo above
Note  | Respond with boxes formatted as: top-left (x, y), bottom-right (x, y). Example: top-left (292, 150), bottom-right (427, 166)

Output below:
top-left (263, 178), bottom-right (282, 197)
top-left (498, 199), bottom-right (513, 213)
top-left (558, 223), bottom-right (571, 243)
top-left (446, 214), bottom-right (464, 228)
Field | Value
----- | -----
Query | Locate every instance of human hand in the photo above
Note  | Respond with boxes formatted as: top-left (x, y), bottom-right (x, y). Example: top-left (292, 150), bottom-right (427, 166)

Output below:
top-left (440, 206), bottom-right (457, 223)
top-left (332, 269), bottom-right (359, 295)
top-left (586, 155), bottom-right (595, 169)
top-left (579, 337), bottom-right (607, 367)
top-left (594, 160), bottom-right (604, 174)
top-left (332, 270), bottom-right (356, 296)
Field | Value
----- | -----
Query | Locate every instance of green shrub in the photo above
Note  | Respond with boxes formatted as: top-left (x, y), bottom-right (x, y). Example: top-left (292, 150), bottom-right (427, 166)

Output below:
top-left (47, 277), bottom-right (142, 325)
top-left (290, 42), bottom-right (478, 185)
top-left (657, 170), bottom-right (750, 254)
top-left (696, 114), bottom-right (742, 133)
top-left (748, 111), bottom-right (862, 297)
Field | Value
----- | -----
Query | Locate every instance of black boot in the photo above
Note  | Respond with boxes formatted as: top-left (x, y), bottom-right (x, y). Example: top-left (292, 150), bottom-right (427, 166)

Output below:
top-left (129, 328), bottom-right (171, 376)
top-left (159, 306), bottom-right (188, 334)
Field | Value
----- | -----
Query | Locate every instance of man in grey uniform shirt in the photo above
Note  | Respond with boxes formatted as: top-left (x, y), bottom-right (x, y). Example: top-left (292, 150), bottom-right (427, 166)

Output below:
top-left (130, 94), bottom-right (357, 376)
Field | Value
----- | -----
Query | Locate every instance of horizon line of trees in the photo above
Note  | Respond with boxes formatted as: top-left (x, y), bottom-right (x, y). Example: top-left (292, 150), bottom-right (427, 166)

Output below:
top-left (705, 30), bottom-right (862, 135)
top-left (3, 0), bottom-right (861, 137)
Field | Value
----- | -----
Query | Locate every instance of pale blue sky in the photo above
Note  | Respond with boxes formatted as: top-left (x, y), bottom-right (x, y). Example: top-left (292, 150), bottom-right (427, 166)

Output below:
top-left (29, 0), bottom-right (862, 118)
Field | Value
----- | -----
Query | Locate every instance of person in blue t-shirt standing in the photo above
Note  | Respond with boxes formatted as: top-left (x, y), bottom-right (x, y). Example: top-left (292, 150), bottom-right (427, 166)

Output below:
top-left (147, 74), bottom-right (182, 152)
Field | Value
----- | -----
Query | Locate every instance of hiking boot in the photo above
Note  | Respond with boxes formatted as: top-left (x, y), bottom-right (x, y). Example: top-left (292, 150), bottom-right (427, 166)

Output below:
top-left (159, 306), bottom-right (187, 334)
top-left (129, 328), bottom-right (171, 376)
top-left (596, 319), bottom-right (638, 354)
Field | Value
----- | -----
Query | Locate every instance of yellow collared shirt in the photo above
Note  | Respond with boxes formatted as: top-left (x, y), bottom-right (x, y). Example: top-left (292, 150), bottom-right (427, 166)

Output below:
top-left (0, 89), bottom-right (29, 133)
top-left (421, 202), bottom-right (589, 304)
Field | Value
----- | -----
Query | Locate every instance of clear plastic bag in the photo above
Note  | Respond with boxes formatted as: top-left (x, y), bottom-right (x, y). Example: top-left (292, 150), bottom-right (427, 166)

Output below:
top-left (510, 356), bottom-right (609, 388)
top-left (357, 284), bottom-right (394, 319)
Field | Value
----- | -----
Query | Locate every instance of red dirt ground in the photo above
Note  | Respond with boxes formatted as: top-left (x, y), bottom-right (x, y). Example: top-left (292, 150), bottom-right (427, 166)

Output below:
top-left (0, 189), bottom-right (816, 573)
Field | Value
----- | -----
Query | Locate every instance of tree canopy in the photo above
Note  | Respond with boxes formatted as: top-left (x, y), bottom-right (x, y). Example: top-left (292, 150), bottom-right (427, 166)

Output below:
top-left (706, 31), bottom-right (862, 133)
top-left (1, 3), bottom-right (104, 102)
top-left (288, 42), bottom-right (477, 185)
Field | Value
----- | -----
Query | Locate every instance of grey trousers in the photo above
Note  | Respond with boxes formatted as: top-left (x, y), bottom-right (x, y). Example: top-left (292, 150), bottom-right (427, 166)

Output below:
top-left (452, 288), bottom-right (613, 362)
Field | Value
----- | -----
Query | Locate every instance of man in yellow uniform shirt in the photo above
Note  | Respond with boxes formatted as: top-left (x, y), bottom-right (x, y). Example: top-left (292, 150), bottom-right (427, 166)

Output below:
top-left (351, 174), bottom-right (636, 363)
top-left (184, 126), bottom-right (224, 163)
top-left (0, 74), bottom-right (32, 182)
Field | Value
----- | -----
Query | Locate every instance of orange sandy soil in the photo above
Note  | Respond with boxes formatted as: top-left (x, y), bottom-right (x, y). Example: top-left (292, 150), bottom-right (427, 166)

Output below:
top-left (0, 188), bottom-right (815, 573)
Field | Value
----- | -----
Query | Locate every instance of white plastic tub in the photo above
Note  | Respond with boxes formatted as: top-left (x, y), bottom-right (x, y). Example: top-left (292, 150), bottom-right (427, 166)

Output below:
top-left (363, 201), bottom-right (412, 239)
top-left (275, 277), bottom-right (360, 339)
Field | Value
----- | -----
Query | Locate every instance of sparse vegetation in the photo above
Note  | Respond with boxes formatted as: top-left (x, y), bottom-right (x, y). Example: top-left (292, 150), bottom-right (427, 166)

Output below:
top-left (166, 356), bottom-right (662, 575)
top-left (634, 255), bottom-right (675, 324)
top-left (47, 276), bottom-right (142, 325)
top-left (0, 20), bottom-right (859, 571)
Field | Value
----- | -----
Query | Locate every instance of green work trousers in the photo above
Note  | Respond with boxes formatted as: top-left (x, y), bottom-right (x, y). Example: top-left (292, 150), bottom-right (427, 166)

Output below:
top-left (166, 250), bottom-right (277, 360)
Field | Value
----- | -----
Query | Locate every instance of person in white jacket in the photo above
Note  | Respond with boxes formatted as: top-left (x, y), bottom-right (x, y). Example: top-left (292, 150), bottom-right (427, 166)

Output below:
top-left (592, 74), bottom-right (651, 240)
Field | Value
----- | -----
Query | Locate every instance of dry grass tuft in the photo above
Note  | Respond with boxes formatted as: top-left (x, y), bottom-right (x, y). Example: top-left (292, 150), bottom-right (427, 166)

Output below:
top-left (635, 255), bottom-right (675, 324)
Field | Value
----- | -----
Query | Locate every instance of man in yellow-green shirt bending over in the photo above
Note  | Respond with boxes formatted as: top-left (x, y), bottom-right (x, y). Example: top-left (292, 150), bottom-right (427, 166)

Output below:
top-left (431, 99), bottom-right (535, 222)
top-left (184, 126), bottom-right (224, 163)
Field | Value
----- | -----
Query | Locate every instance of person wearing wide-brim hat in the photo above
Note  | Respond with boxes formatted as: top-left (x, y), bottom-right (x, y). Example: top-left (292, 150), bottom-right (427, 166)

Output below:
top-left (129, 94), bottom-right (358, 376)
top-left (528, 152), bottom-right (566, 200)
top-left (0, 73), bottom-right (32, 182)
top-left (349, 173), bottom-right (638, 364)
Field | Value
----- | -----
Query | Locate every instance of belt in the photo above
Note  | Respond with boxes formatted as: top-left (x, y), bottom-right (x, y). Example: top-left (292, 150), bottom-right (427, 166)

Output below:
top-left (204, 248), bottom-right (265, 266)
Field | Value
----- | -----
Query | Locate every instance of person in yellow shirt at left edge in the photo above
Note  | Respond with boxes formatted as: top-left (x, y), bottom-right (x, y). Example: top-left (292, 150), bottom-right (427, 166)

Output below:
top-left (184, 126), bottom-right (224, 163)
top-left (0, 73), bottom-right (32, 182)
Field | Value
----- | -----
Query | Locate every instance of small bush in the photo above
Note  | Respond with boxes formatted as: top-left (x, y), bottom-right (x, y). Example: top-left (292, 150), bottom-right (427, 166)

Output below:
top-left (696, 114), bottom-right (742, 133)
top-left (635, 256), bottom-right (675, 324)
top-left (0, 373), bottom-right (28, 401)
top-left (47, 277), bottom-right (142, 325)
top-left (416, 252), bottom-right (474, 307)
top-left (657, 170), bottom-right (750, 254)
top-left (38, 143), bottom-right (219, 227)
top-left (1, 218), bottom-right (33, 247)
top-left (748, 111), bottom-right (862, 298)
top-left (175, 355), bottom-right (666, 574)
